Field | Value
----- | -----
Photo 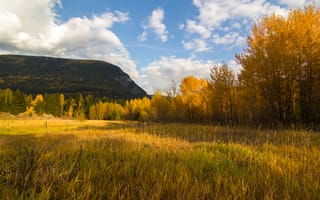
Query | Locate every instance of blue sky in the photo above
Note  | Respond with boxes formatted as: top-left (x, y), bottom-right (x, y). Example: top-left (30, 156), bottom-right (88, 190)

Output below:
top-left (0, 0), bottom-right (318, 93)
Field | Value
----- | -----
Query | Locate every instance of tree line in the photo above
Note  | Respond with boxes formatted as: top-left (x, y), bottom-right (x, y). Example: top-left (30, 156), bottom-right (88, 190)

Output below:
top-left (0, 6), bottom-right (319, 128)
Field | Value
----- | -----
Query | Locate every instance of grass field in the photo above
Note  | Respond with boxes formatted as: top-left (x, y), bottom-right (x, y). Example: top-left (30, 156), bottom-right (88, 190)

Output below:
top-left (0, 119), bottom-right (320, 199)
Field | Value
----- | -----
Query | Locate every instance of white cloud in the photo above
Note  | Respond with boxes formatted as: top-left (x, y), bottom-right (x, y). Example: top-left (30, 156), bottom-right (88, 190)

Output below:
top-left (0, 12), bottom-right (21, 42)
top-left (185, 20), bottom-right (211, 39)
top-left (212, 32), bottom-right (246, 47)
top-left (279, 0), bottom-right (305, 8)
top-left (178, 23), bottom-right (185, 30)
top-left (178, 0), bottom-right (304, 78)
top-left (138, 31), bottom-right (148, 42)
top-left (139, 56), bottom-right (216, 93)
top-left (182, 39), bottom-right (211, 52)
top-left (279, 0), bottom-right (320, 8)
top-left (139, 56), bottom-right (244, 94)
top-left (0, 0), bottom-right (57, 50)
top-left (0, 0), bottom-right (139, 80)
top-left (0, 0), bottom-right (57, 34)
top-left (182, 0), bottom-right (290, 52)
top-left (139, 8), bottom-right (169, 42)
top-left (231, 22), bottom-right (241, 30)
top-left (228, 59), bottom-right (242, 74)
top-left (193, 0), bottom-right (288, 30)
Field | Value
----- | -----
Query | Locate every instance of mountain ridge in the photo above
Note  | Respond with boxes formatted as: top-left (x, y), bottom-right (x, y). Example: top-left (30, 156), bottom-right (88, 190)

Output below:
top-left (0, 54), bottom-right (147, 99)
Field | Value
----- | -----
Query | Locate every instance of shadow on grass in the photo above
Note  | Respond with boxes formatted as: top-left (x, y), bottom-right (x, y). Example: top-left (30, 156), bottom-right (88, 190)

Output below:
top-left (2, 120), bottom-right (319, 148)
top-left (0, 134), bottom-right (79, 150)
top-left (130, 123), bottom-right (320, 147)
top-left (75, 120), bottom-right (138, 131)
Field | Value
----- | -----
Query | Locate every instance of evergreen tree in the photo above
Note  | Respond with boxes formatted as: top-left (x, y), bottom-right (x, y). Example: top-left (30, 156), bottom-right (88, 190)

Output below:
top-left (10, 89), bottom-right (26, 115)
top-left (44, 93), bottom-right (62, 116)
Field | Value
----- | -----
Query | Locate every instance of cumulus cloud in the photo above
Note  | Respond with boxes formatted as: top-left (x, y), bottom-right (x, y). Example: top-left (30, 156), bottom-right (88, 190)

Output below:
top-left (0, 12), bottom-right (21, 42)
top-left (139, 56), bottom-right (216, 93)
top-left (182, 39), bottom-right (211, 52)
top-left (183, 0), bottom-right (289, 52)
top-left (212, 32), bottom-right (246, 47)
top-left (0, 0), bottom-right (139, 80)
top-left (139, 8), bottom-right (169, 42)
top-left (192, 0), bottom-right (288, 30)
top-left (185, 20), bottom-right (211, 39)
top-left (0, 0), bottom-right (56, 51)
top-left (138, 56), bottom-right (246, 94)
top-left (279, 0), bottom-right (320, 8)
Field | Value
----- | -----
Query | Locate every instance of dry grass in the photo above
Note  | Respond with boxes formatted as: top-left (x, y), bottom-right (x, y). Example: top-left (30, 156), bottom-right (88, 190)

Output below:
top-left (0, 119), bottom-right (319, 199)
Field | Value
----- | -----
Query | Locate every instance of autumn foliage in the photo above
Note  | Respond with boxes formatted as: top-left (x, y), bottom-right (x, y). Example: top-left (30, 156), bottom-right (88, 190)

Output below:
top-left (0, 6), bottom-right (319, 128)
top-left (236, 5), bottom-right (320, 127)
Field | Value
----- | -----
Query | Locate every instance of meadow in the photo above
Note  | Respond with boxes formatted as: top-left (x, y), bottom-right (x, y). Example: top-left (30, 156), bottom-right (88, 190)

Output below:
top-left (0, 119), bottom-right (320, 199)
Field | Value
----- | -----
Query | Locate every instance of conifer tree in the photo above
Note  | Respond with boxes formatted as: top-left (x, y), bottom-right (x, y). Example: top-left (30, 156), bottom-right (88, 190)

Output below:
top-left (10, 89), bottom-right (26, 115)
top-left (44, 93), bottom-right (62, 117)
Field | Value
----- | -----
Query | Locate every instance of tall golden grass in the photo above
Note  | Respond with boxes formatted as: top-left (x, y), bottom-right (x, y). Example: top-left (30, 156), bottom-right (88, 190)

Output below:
top-left (0, 119), bottom-right (319, 199)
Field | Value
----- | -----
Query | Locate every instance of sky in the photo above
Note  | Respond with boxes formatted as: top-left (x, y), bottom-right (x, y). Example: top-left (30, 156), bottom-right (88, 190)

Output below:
top-left (0, 0), bottom-right (318, 94)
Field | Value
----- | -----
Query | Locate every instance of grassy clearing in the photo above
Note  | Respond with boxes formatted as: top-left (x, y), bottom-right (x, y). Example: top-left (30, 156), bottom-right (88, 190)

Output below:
top-left (0, 120), bottom-right (320, 199)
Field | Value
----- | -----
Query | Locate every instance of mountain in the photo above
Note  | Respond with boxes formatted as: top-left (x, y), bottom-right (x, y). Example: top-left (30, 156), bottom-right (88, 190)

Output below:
top-left (0, 55), bottom-right (147, 99)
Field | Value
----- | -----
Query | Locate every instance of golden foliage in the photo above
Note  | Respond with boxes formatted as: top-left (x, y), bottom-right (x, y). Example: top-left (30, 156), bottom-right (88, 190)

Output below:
top-left (237, 5), bottom-right (320, 125)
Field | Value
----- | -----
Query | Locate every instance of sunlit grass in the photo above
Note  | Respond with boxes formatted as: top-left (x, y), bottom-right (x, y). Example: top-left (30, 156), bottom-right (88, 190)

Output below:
top-left (0, 119), bottom-right (124, 135)
top-left (0, 119), bottom-right (319, 199)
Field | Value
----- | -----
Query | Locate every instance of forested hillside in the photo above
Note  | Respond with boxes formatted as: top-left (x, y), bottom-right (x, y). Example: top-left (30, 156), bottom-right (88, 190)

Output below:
top-left (0, 55), bottom-right (147, 99)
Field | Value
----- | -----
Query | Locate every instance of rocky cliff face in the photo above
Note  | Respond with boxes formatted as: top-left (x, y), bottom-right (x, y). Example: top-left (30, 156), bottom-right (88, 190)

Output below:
top-left (0, 55), bottom-right (147, 99)
top-left (113, 74), bottom-right (145, 96)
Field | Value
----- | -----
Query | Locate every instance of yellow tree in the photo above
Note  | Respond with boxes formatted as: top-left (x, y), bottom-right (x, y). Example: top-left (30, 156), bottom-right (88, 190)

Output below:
top-left (125, 97), bottom-right (151, 121)
top-left (287, 6), bottom-right (320, 124)
top-left (33, 94), bottom-right (44, 115)
top-left (237, 5), bottom-right (320, 126)
top-left (179, 76), bottom-right (208, 122)
top-left (151, 91), bottom-right (170, 121)
top-left (209, 64), bottom-right (238, 125)
top-left (237, 14), bottom-right (290, 124)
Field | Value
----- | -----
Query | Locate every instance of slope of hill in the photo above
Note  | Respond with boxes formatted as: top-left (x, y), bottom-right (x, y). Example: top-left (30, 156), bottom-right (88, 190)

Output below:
top-left (0, 55), bottom-right (147, 99)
